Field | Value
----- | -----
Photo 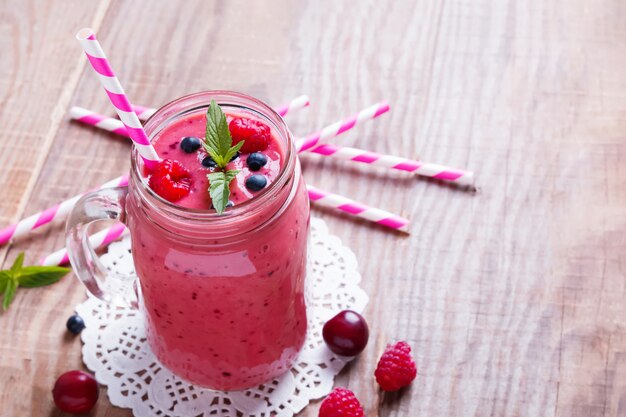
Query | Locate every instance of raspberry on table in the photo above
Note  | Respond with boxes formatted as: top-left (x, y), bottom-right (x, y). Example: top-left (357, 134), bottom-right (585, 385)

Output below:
top-left (319, 387), bottom-right (365, 417)
top-left (229, 117), bottom-right (271, 153)
top-left (148, 159), bottom-right (193, 202)
top-left (374, 341), bottom-right (417, 391)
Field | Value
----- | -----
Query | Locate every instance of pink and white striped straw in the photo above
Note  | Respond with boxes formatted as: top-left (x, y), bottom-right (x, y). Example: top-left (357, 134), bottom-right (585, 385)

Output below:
top-left (309, 144), bottom-right (475, 187)
top-left (76, 28), bottom-right (160, 170)
top-left (272, 95), bottom-right (310, 118)
top-left (295, 101), bottom-right (390, 152)
top-left (0, 175), bottom-right (128, 246)
top-left (130, 95), bottom-right (310, 121)
top-left (70, 104), bottom-right (473, 187)
top-left (40, 181), bottom-right (409, 266)
top-left (69, 106), bottom-right (473, 185)
top-left (70, 106), bottom-right (128, 136)
top-left (70, 95), bottom-right (311, 135)
top-left (306, 185), bottom-right (409, 232)
top-left (131, 104), bottom-right (157, 120)
top-left (39, 223), bottom-right (127, 266)
top-left (73, 102), bottom-right (390, 156)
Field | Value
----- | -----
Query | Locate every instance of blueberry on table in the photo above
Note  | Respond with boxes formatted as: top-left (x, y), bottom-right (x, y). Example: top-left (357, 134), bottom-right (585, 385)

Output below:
top-left (226, 200), bottom-right (234, 208)
top-left (246, 152), bottom-right (268, 171)
top-left (245, 175), bottom-right (267, 191)
top-left (230, 152), bottom-right (240, 162)
top-left (180, 136), bottom-right (202, 153)
top-left (66, 314), bottom-right (86, 335)
top-left (202, 156), bottom-right (217, 168)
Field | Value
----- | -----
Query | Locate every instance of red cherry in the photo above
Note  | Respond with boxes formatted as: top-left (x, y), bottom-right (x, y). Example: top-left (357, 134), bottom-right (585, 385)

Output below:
top-left (52, 370), bottom-right (99, 414)
top-left (322, 310), bottom-right (369, 356)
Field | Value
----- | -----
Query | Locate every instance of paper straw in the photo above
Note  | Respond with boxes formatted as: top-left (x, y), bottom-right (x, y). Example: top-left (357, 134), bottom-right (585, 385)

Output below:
top-left (306, 184), bottom-right (409, 232)
top-left (69, 106), bottom-right (474, 186)
top-left (273, 95), bottom-right (310, 118)
top-left (130, 95), bottom-right (310, 121)
top-left (295, 101), bottom-right (390, 152)
top-left (70, 94), bottom-right (310, 135)
top-left (309, 144), bottom-right (475, 186)
top-left (76, 28), bottom-right (160, 169)
top-left (131, 104), bottom-right (156, 120)
top-left (70, 104), bottom-right (473, 187)
top-left (73, 101), bottom-right (392, 161)
top-left (0, 175), bottom-right (128, 246)
top-left (70, 106), bottom-right (128, 136)
top-left (40, 180), bottom-right (408, 267)
top-left (39, 223), bottom-right (128, 266)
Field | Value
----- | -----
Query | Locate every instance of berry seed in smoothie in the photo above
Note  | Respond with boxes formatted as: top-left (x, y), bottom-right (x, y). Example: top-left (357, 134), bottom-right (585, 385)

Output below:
top-left (147, 102), bottom-right (284, 211)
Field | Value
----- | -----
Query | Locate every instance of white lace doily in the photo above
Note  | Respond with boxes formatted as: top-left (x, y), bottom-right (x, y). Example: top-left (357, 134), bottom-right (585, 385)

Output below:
top-left (76, 217), bottom-right (368, 417)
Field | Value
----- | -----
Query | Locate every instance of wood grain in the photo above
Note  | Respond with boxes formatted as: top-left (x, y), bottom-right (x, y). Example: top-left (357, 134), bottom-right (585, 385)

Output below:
top-left (1, 0), bottom-right (625, 416)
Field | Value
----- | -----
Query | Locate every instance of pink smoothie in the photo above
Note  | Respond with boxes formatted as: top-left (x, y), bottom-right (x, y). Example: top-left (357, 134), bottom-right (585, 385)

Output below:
top-left (128, 109), bottom-right (309, 390)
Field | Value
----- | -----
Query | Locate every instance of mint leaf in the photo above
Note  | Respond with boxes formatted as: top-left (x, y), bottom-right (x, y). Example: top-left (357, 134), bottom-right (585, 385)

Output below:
top-left (0, 257), bottom-right (69, 312)
top-left (223, 141), bottom-right (244, 166)
top-left (16, 266), bottom-right (70, 288)
top-left (0, 271), bottom-right (10, 294)
top-left (2, 278), bottom-right (17, 310)
top-left (203, 101), bottom-right (245, 215)
top-left (205, 100), bottom-right (233, 169)
top-left (10, 253), bottom-right (24, 273)
top-left (202, 142), bottom-right (226, 167)
top-left (208, 170), bottom-right (239, 214)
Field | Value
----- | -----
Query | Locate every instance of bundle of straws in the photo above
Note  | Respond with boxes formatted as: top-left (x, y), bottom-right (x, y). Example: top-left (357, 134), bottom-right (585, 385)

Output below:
top-left (0, 29), bottom-right (475, 267)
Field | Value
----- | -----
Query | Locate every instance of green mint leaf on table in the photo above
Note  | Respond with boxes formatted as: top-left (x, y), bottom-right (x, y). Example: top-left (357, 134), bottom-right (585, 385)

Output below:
top-left (2, 278), bottom-right (17, 311)
top-left (16, 266), bottom-right (70, 288)
top-left (0, 253), bottom-right (70, 311)
top-left (208, 170), bottom-right (239, 214)
top-left (0, 271), bottom-right (10, 294)
top-left (11, 252), bottom-right (24, 272)
top-left (203, 100), bottom-right (244, 214)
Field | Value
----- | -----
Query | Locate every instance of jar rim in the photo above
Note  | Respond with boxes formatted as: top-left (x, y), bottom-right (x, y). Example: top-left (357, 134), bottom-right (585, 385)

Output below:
top-left (130, 90), bottom-right (296, 226)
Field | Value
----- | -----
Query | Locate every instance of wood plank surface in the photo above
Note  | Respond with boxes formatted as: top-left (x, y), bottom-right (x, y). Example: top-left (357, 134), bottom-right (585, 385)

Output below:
top-left (1, 0), bottom-right (625, 416)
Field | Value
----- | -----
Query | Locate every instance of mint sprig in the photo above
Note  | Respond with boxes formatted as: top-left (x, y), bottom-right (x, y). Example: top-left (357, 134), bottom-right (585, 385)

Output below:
top-left (0, 253), bottom-right (70, 311)
top-left (208, 170), bottom-right (239, 214)
top-left (203, 100), bottom-right (243, 214)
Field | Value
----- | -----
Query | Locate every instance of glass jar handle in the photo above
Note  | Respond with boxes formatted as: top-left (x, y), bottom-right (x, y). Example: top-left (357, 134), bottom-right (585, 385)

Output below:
top-left (66, 186), bottom-right (137, 308)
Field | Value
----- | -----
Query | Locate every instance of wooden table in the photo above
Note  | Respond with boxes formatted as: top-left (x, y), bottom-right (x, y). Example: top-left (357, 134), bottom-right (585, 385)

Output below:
top-left (1, 1), bottom-right (625, 416)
